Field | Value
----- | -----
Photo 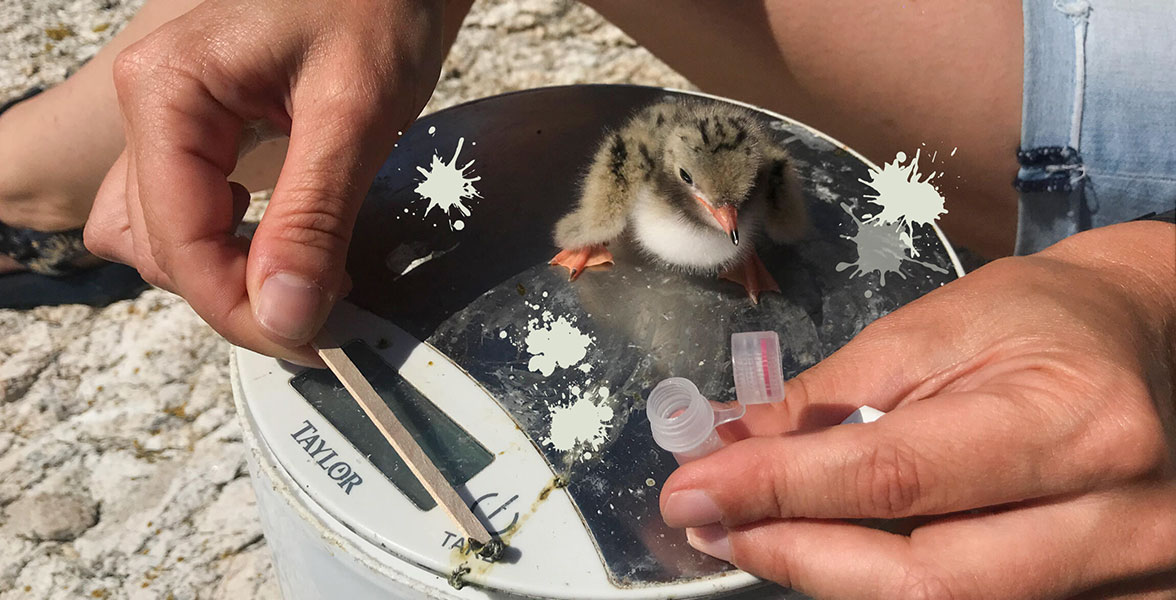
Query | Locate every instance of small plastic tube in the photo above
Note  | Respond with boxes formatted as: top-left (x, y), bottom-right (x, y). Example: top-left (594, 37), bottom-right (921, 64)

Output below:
top-left (646, 378), bottom-right (726, 464)
top-left (647, 331), bottom-right (789, 464)
top-left (648, 331), bottom-right (890, 466)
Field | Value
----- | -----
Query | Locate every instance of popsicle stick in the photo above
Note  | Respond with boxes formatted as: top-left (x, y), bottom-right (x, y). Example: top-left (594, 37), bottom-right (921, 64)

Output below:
top-left (313, 332), bottom-right (495, 550)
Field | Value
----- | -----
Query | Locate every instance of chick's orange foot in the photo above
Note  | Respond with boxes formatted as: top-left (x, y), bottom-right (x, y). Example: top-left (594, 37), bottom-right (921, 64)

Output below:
top-left (720, 251), bottom-right (781, 304)
top-left (550, 245), bottom-right (614, 281)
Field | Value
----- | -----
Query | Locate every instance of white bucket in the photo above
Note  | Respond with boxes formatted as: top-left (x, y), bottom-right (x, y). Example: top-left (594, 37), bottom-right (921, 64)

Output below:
top-left (229, 85), bottom-right (961, 600)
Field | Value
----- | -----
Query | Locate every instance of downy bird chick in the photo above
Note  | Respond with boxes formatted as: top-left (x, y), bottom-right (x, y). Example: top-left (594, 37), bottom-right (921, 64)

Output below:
top-left (550, 99), bottom-right (808, 303)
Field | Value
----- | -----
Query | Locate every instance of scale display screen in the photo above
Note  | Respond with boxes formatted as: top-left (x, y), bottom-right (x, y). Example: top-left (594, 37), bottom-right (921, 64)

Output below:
top-left (290, 340), bottom-right (494, 511)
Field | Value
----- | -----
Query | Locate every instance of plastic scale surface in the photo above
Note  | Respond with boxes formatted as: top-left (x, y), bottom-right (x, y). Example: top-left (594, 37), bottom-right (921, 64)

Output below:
top-left (233, 85), bottom-right (963, 599)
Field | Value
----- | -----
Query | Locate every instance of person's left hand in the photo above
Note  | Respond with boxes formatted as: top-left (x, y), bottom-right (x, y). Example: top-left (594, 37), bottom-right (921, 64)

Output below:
top-left (659, 221), bottom-right (1176, 599)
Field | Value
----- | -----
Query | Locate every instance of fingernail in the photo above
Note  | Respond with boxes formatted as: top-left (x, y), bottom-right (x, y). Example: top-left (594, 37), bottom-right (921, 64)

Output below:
top-left (256, 272), bottom-right (324, 342)
top-left (663, 490), bottom-right (722, 527)
top-left (686, 524), bottom-right (731, 562)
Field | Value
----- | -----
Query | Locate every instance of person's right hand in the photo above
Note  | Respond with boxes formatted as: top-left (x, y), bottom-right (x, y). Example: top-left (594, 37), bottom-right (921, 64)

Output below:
top-left (658, 221), bottom-right (1176, 599)
top-left (84, 0), bottom-right (446, 364)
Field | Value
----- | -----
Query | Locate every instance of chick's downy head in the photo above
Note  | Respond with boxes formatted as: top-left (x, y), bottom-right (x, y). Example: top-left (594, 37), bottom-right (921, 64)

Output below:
top-left (663, 108), bottom-right (766, 244)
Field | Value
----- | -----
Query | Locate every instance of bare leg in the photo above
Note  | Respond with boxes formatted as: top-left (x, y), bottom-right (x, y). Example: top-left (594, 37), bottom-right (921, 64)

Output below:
top-left (583, 0), bottom-right (1024, 258)
top-left (0, 0), bottom-right (206, 234)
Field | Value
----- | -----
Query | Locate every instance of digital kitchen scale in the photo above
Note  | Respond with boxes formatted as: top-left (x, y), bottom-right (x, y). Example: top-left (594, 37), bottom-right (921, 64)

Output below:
top-left (231, 85), bottom-right (963, 599)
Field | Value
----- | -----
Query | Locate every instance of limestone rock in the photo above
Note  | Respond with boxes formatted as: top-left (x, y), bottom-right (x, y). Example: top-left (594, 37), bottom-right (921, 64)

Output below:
top-left (7, 493), bottom-right (99, 542)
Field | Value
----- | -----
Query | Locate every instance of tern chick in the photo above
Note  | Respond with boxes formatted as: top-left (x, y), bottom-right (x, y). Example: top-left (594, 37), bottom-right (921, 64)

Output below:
top-left (550, 99), bottom-right (808, 302)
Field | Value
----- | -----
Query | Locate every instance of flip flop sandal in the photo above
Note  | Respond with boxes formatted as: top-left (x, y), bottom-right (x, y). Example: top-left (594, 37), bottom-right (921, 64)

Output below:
top-left (0, 88), bottom-right (148, 308)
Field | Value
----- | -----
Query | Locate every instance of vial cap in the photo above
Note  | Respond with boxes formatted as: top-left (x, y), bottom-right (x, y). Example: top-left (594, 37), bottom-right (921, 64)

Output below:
top-left (731, 331), bottom-right (786, 405)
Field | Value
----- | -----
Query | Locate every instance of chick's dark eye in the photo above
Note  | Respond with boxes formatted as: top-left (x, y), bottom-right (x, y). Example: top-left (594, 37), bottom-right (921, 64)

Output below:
top-left (679, 168), bottom-right (693, 185)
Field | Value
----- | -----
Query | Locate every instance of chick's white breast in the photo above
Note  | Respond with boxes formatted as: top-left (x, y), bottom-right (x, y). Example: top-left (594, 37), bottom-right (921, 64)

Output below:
top-left (630, 188), bottom-right (751, 272)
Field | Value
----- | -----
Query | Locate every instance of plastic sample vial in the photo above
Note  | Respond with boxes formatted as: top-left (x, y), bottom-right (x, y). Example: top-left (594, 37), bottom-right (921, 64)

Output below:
top-left (646, 378), bottom-right (731, 464)
top-left (647, 331), bottom-right (785, 464)
top-left (647, 331), bottom-right (886, 465)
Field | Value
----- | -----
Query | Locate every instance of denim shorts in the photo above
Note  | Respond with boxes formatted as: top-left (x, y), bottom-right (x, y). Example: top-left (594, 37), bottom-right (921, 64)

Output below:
top-left (1015, 0), bottom-right (1176, 255)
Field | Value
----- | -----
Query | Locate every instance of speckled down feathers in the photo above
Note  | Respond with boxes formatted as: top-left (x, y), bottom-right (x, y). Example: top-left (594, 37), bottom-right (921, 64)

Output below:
top-left (554, 98), bottom-right (809, 272)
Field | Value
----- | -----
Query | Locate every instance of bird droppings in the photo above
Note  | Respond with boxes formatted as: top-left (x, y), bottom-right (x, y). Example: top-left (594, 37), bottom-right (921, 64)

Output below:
top-left (836, 202), bottom-right (949, 286)
top-left (415, 136), bottom-right (482, 228)
top-left (859, 149), bottom-right (948, 255)
top-left (522, 306), bottom-right (594, 377)
top-left (837, 149), bottom-right (953, 286)
top-left (544, 385), bottom-right (614, 453)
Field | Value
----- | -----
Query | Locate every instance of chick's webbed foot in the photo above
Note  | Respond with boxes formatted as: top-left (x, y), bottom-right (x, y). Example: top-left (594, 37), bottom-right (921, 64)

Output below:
top-left (550, 245), bottom-right (614, 281)
top-left (720, 251), bottom-right (781, 304)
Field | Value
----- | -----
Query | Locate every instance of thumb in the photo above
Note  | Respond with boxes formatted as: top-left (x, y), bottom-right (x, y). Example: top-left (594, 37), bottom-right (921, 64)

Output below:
top-left (247, 95), bottom-right (398, 345)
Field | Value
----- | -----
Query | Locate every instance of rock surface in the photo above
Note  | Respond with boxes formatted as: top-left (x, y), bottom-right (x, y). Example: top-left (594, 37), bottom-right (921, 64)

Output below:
top-left (0, 1), bottom-right (688, 598)
top-left (6, 493), bottom-right (98, 542)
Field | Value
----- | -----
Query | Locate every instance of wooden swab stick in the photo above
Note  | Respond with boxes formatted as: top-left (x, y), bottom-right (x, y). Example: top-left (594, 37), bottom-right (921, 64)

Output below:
top-left (313, 331), bottom-right (502, 558)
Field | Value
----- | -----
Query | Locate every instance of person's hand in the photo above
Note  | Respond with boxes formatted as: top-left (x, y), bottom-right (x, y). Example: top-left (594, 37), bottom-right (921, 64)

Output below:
top-left (84, 0), bottom-right (445, 364)
top-left (660, 221), bottom-right (1176, 599)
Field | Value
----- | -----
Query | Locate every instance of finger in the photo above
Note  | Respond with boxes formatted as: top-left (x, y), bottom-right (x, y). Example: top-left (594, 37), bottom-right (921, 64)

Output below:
top-left (122, 139), bottom-right (176, 292)
top-left (663, 386), bottom-right (1167, 526)
top-left (693, 484), bottom-right (1176, 600)
top-left (84, 151), bottom-right (135, 265)
top-left (244, 82), bottom-right (396, 344)
top-left (729, 279), bottom-right (985, 437)
top-left (113, 45), bottom-right (317, 364)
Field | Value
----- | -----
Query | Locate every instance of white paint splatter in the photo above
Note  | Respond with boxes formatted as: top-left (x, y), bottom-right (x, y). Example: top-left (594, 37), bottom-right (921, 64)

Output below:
top-left (427, 125), bottom-right (436, 136)
top-left (414, 137), bottom-right (482, 227)
top-left (498, 330), bottom-right (507, 339)
top-left (545, 387), bottom-right (614, 452)
top-left (453, 220), bottom-right (465, 231)
top-left (858, 149), bottom-right (948, 255)
top-left (524, 313), bottom-right (594, 377)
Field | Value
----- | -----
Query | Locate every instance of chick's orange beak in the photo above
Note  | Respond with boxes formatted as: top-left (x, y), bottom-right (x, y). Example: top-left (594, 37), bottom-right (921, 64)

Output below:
top-left (696, 196), bottom-right (739, 245)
